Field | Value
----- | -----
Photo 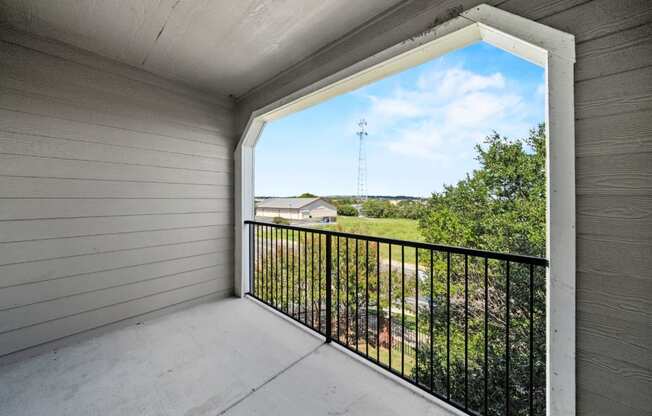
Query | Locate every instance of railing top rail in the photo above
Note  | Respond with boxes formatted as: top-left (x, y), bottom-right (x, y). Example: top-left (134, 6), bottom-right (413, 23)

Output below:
top-left (244, 220), bottom-right (548, 266)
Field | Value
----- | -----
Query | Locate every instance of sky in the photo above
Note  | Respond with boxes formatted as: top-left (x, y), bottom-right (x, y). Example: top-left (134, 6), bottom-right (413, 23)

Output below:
top-left (255, 41), bottom-right (545, 198)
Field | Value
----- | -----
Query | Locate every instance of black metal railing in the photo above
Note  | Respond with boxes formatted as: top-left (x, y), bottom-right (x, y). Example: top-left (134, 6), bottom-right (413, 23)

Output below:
top-left (245, 220), bottom-right (548, 416)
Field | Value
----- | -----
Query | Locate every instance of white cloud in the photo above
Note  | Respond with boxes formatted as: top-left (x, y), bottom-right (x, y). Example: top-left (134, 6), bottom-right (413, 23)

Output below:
top-left (359, 65), bottom-right (533, 160)
top-left (418, 68), bottom-right (505, 97)
top-left (385, 121), bottom-right (443, 159)
top-left (536, 82), bottom-right (546, 96)
top-left (368, 95), bottom-right (425, 119)
top-left (445, 92), bottom-right (522, 125)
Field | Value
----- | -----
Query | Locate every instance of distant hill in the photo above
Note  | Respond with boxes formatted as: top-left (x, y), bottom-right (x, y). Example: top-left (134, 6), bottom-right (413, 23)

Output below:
top-left (326, 195), bottom-right (426, 201)
top-left (256, 195), bottom-right (426, 201)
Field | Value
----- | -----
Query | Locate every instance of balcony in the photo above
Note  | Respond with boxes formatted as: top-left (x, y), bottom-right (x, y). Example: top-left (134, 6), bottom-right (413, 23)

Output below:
top-left (0, 221), bottom-right (547, 416)
top-left (0, 296), bottom-right (460, 416)
top-left (1, 1), bottom-right (648, 414)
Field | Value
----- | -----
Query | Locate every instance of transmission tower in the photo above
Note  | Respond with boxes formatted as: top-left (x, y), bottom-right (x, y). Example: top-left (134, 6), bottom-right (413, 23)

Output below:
top-left (356, 119), bottom-right (368, 202)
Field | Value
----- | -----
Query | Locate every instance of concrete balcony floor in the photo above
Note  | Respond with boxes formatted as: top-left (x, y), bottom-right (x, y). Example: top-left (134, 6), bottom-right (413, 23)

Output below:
top-left (0, 297), bottom-right (458, 416)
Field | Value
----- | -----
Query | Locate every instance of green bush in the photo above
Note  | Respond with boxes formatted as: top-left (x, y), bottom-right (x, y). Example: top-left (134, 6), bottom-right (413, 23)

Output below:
top-left (337, 204), bottom-right (358, 216)
top-left (272, 216), bottom-right (290, 225)
top-left (362, 199), bottom-right (397, 218)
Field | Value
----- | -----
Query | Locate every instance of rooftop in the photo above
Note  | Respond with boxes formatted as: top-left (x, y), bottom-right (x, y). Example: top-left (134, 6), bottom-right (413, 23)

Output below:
top-left (256, 197), bottom-right (323, 209)
top-left (0, 297), bottom-right (458, 416)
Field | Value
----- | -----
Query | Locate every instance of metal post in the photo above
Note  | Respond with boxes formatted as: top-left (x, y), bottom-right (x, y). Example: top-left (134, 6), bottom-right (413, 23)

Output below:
top-left (325, 234), bottom-right (332, 343)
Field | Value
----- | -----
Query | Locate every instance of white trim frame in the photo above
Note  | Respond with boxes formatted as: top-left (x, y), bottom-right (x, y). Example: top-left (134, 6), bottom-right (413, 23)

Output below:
top-left (234, 4), bottom-right (575, 415)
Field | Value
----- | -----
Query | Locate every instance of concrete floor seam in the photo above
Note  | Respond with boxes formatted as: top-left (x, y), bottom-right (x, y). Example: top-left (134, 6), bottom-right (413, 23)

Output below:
top-left (217, 343), bottom-right (324, 415)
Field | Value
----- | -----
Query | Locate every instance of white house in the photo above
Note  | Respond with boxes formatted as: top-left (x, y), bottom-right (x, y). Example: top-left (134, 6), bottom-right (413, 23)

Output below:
top-left (256, 197), bottom-right (337, 222)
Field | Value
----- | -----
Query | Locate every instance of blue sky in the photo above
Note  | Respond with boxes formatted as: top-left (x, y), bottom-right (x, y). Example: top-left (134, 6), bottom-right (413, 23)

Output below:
top-left (255, 41), bottom-right (545, 197)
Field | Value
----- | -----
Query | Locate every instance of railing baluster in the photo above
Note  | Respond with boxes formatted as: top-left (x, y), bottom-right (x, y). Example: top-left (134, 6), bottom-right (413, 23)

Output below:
top-left (484, 257), bottom-right (489, 416)
top-left (292, 229), bottom-right (295, 317)
top-left (277, 227), bottom-right (281, 309)
top-left (264, 226), bottom-right (268, 302)
top-left (337, 236), bottom-right (340, 342)
top-left (259, 225), bottom-right (262, 298)
top-left (355, 239), bottom-right (359, 351)
top-left (265, 226), bottom-right (267, 300)
top-left (261, 226), bottom-right (264, 300)
top-left (464, 254), bottom-right (469, 409)
top-left (365, 240), bottom-right (369, 357)
top-left (304, 232), bottom-right (308, 324)
top-left (506, 260), bottom-right (511, 416)
top-left (325, 234), bottom-right (332, 342)
top-left (286, 228), bottom-right (289, 313)
top-left (319, 234), bottom-right (323, 332)
top-left (272, 226), bottom-right (274, 305)
top-left (270, 226), bottom-right (273, 304)
top-left (261, 225), bottom-right (264, 299)
top-left (401, 245), bottom-right (405, 377)
top-left (297, 231), bottom-right (301, 321)
top-left (272, 227), bottom-right (275, 307)
top-left (430, 250), bottom-right (434, 391)
top-left (376, 242), bottom-right (380, 363)
top-left (345, 238), bottom-right (350, 346)
top-left (416, 248), bottom-right (419, 385)
top-left (447, 251), bottom-right (451, 401)
top-left (311, 232), bottom-right (315, 328)
top-left (529, 263), bottom-right (534, 416)
top-left (252, 224), bottom-right (255, 296)
top-left (282, 228), bottom-right (285, 311)
top-left (388, 244), bottom-right (392, 370)
top-left (250, 224), bottom-right (255, 295)
top-left (275, 227), bottom-right (279, 308)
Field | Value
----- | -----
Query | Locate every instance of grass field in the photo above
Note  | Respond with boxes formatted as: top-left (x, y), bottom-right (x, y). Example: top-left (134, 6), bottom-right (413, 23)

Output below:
top-left (254, 216), bottom-right (425, 264)
top-left (320, 217), bottom-right (422, 241)
top-left (317, 217), bottom-right (425, 261)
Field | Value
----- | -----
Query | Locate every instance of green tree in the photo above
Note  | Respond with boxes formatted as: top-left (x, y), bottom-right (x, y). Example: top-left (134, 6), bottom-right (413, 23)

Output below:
top-left (410, 125), bottom-right (547, 414)
top-left (418, 124), bottom-right (546, 256)
top-left (297, 192), bottom-right (317, 198)
top-left (396, 199), bottom-right (423, 220)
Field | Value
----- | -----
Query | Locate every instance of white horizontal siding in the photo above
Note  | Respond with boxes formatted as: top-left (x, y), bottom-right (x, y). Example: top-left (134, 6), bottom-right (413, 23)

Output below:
top-left (0, 30), bottom-right (235, 356)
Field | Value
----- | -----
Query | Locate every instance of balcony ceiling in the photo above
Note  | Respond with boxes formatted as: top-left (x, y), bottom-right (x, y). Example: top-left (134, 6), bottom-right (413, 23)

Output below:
top-left (0, 0), bottom-right (403, 98)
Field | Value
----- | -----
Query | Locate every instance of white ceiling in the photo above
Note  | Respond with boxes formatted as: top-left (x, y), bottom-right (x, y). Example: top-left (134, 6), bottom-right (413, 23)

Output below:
top-left (0, 0), bottom-right (403, 98)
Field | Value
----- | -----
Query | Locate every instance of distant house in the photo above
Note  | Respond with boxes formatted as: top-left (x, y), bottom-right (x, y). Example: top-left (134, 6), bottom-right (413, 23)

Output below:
top-left (256, 197), bottom-right (337, 223)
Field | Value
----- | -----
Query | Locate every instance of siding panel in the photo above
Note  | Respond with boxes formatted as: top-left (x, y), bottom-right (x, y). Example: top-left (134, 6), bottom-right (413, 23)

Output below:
top-left (0, 108), bottom-right (232, 158)
top-left (0, 130), bottom-right (232, 173)
top-left (0, 265), bottom-right (232, 334)
top-left (0, 154), bottom-right (232, 186)
top-left (0, 213), bottom-right (232, 241)
top-left (575, 23), bottom-right (652, 82)
top-left (575, 66), bottom-right (652, 120)
top-left (0, 252), bottom-right (227, 310)
top-left (0, 280), bottom-right (229, 356)
top-left (0, 226), bottom-right (225, 265)
top-left (0, 33), bottom-right (235, 356)
top-left (0, 198), bottom-right (233, 224)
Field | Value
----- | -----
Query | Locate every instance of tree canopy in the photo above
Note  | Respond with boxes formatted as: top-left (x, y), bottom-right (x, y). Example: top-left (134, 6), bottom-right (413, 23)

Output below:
top-left (418, 124), bottom-right (546, 257)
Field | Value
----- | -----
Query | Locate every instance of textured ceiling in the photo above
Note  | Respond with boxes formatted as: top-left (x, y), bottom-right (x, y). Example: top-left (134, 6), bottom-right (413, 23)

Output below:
top-left (0, 0), bottom-right (404, 97)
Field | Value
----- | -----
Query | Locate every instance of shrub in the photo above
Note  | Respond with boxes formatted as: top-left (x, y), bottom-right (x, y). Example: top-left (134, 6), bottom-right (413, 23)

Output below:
top-left (337, 204), bottom-right (358, 216)
top-left (362, 199), bottom-right (397, 218)
top-left (272, 216), bottom-right (290, 225)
